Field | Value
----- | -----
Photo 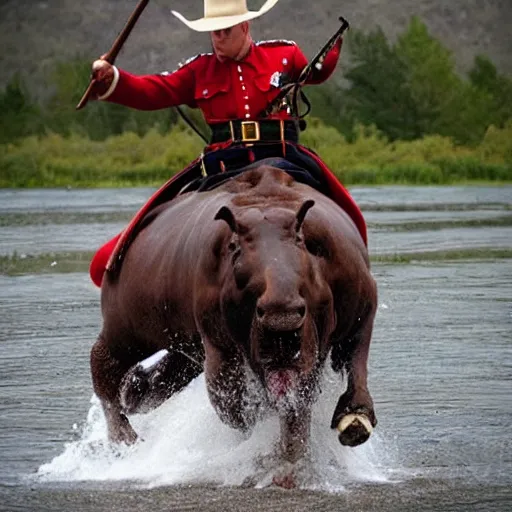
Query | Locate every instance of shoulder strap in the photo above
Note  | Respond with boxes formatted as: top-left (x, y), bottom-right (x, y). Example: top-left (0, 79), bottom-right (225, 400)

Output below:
top-left (178, 52), bottom-right (213, 69)
top-left (176, 106), bottom-right (209, 144)
top-left (255, 39), bottom-right (296, 47)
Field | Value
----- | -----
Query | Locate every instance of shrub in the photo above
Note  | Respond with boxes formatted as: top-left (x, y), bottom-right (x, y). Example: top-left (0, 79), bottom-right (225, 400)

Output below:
top-left (1, 119), bottom-right (511, 187)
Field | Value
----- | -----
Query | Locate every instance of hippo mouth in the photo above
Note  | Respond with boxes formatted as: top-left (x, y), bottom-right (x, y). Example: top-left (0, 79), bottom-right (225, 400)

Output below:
top-left (259, 327), bottom-right (302, 364)
top-left (257, 327), bottom-right (303, 399)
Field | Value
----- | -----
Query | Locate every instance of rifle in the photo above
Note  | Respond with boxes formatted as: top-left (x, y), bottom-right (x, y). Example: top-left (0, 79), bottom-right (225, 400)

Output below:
top-left (259, 15), bottom-right (350, 119)
top-left (76, 0), bottom-right (150, 110)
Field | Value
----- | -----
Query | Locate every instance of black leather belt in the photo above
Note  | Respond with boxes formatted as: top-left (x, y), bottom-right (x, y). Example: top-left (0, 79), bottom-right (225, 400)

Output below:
top-left (210, 120), bottom-right (299, 144)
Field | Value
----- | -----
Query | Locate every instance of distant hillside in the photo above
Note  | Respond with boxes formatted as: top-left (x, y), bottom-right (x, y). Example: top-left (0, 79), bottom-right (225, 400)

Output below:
top-left (1, 0), bottom-right (511, 96)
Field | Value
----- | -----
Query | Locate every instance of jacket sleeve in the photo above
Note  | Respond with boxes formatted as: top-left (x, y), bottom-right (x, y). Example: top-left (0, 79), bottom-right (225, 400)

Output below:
top-left (292, 37), bottom-right (343, 85)
top-left (102, 65), bottom-right (196, 110)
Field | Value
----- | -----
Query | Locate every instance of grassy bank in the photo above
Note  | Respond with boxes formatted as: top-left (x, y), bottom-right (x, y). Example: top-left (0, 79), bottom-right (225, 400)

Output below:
top-left (1, 120), bottom-right (511, 188)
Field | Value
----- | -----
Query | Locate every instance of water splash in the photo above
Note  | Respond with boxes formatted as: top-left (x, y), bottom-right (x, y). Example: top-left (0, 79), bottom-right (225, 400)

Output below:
top-left (37, 369), bottom-right (399, 491)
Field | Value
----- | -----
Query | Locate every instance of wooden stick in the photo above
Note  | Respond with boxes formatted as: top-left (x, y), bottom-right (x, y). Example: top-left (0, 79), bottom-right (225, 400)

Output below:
top-left (76, 0), bottom-right (150, 110)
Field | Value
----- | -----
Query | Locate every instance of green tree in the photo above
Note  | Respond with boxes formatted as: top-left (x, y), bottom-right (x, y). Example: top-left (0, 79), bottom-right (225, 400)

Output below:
top-left (342, 27), bottom-right (421, 141)
top-left (0, 74), bottom-right (43, 143)
top-left (394, 16), bottom-right (463, 138)
top-left (340, 17), bottom-right (507, 145)
top-left (469, 55), bottom-right (512, 126)
top-left (395, 19), bottom-right (510, 145)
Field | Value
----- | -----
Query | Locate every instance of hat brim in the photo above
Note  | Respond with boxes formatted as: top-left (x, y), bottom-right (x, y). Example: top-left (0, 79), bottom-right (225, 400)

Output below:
top-left (172, 0), bottom-right (279, 32)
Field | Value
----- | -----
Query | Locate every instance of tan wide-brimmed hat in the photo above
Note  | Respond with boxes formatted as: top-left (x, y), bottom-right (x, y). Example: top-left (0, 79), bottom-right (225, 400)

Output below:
top-left (172, 0), bottom-right (279, 32)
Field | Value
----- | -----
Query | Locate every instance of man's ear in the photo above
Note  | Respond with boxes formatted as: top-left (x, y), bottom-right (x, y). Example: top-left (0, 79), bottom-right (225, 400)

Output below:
top-left (241, 21), bottom-right (250, 35)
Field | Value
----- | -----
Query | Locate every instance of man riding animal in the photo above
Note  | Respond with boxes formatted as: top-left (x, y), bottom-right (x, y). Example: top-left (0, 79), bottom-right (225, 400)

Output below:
top-left (88, 0), bottom-right (367, 287)
top-left (86, 2), bottom-right (378, 483)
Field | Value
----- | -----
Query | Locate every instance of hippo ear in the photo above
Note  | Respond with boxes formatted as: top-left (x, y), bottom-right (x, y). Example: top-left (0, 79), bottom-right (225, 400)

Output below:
top-left (295, 199), bottom-right (315, 232)
top-left (215, 206), bottom-right (238, 234)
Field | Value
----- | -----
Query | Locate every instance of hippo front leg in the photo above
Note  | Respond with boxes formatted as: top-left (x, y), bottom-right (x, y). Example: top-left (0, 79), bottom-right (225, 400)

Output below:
top-left (101, 401), bottom-right (138, 445)
top-left (203, 341), bottom-right (262, 432)
top-left (330, 306), bottom-right (377, 447)
top-left (90, 336), bottom-right (138, 445)
top-left (279, 407), bottom-right (311, 463)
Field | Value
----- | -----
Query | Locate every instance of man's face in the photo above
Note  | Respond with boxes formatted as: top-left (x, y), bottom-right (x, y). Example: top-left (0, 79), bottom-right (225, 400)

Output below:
top-left (210, 23), bottom-right (248, 61)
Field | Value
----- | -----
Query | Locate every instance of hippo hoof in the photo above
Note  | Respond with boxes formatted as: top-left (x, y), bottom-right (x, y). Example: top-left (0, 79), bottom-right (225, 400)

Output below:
top-left (336, 413), bottom-right (373, 447)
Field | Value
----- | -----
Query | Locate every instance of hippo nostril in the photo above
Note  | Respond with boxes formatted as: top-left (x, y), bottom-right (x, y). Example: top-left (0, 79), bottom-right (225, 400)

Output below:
top-left (256, 300), bottom-right (306, 330)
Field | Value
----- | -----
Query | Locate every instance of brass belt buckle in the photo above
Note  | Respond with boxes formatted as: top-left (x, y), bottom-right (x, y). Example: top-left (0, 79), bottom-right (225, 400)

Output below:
top-left (241, 121), bottom-right (260, 142)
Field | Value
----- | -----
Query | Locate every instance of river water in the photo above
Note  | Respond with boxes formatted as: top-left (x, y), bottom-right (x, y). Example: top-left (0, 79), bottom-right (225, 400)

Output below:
top-left (0, 186), bottom-right (511, 511)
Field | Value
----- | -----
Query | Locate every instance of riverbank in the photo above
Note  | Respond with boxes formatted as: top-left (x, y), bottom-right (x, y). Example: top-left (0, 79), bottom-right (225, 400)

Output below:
top-left (1, 121), bottom-right (511, 188)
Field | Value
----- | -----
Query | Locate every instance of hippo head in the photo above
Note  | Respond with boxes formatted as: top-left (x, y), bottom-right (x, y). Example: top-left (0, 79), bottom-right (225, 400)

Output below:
top-left (214, 200), bottom-right (336, 407)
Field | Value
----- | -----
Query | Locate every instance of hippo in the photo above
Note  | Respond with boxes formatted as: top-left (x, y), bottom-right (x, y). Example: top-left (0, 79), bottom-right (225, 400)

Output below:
top-left (90, 165), bottom-right (377, 478)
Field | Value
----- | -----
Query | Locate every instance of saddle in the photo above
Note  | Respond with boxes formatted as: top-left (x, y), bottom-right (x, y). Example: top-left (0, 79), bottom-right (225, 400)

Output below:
top-left (182, 156), bottom-right (322, 194)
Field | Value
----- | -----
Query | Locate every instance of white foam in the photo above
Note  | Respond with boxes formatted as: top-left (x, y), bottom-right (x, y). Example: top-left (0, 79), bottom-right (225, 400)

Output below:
top-left (37, 368), bottom-right (397, 490)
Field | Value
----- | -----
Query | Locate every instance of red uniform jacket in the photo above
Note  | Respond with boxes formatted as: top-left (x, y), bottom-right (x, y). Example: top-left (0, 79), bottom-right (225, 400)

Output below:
top-left (103, 38), bottom-right (342, 123)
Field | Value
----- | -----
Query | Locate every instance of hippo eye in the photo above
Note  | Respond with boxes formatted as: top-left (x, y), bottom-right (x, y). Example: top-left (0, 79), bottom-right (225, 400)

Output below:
top-left (305, 238), bottom-right (329, 258)
top-left (227, 239), bottom-right (242, 265)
